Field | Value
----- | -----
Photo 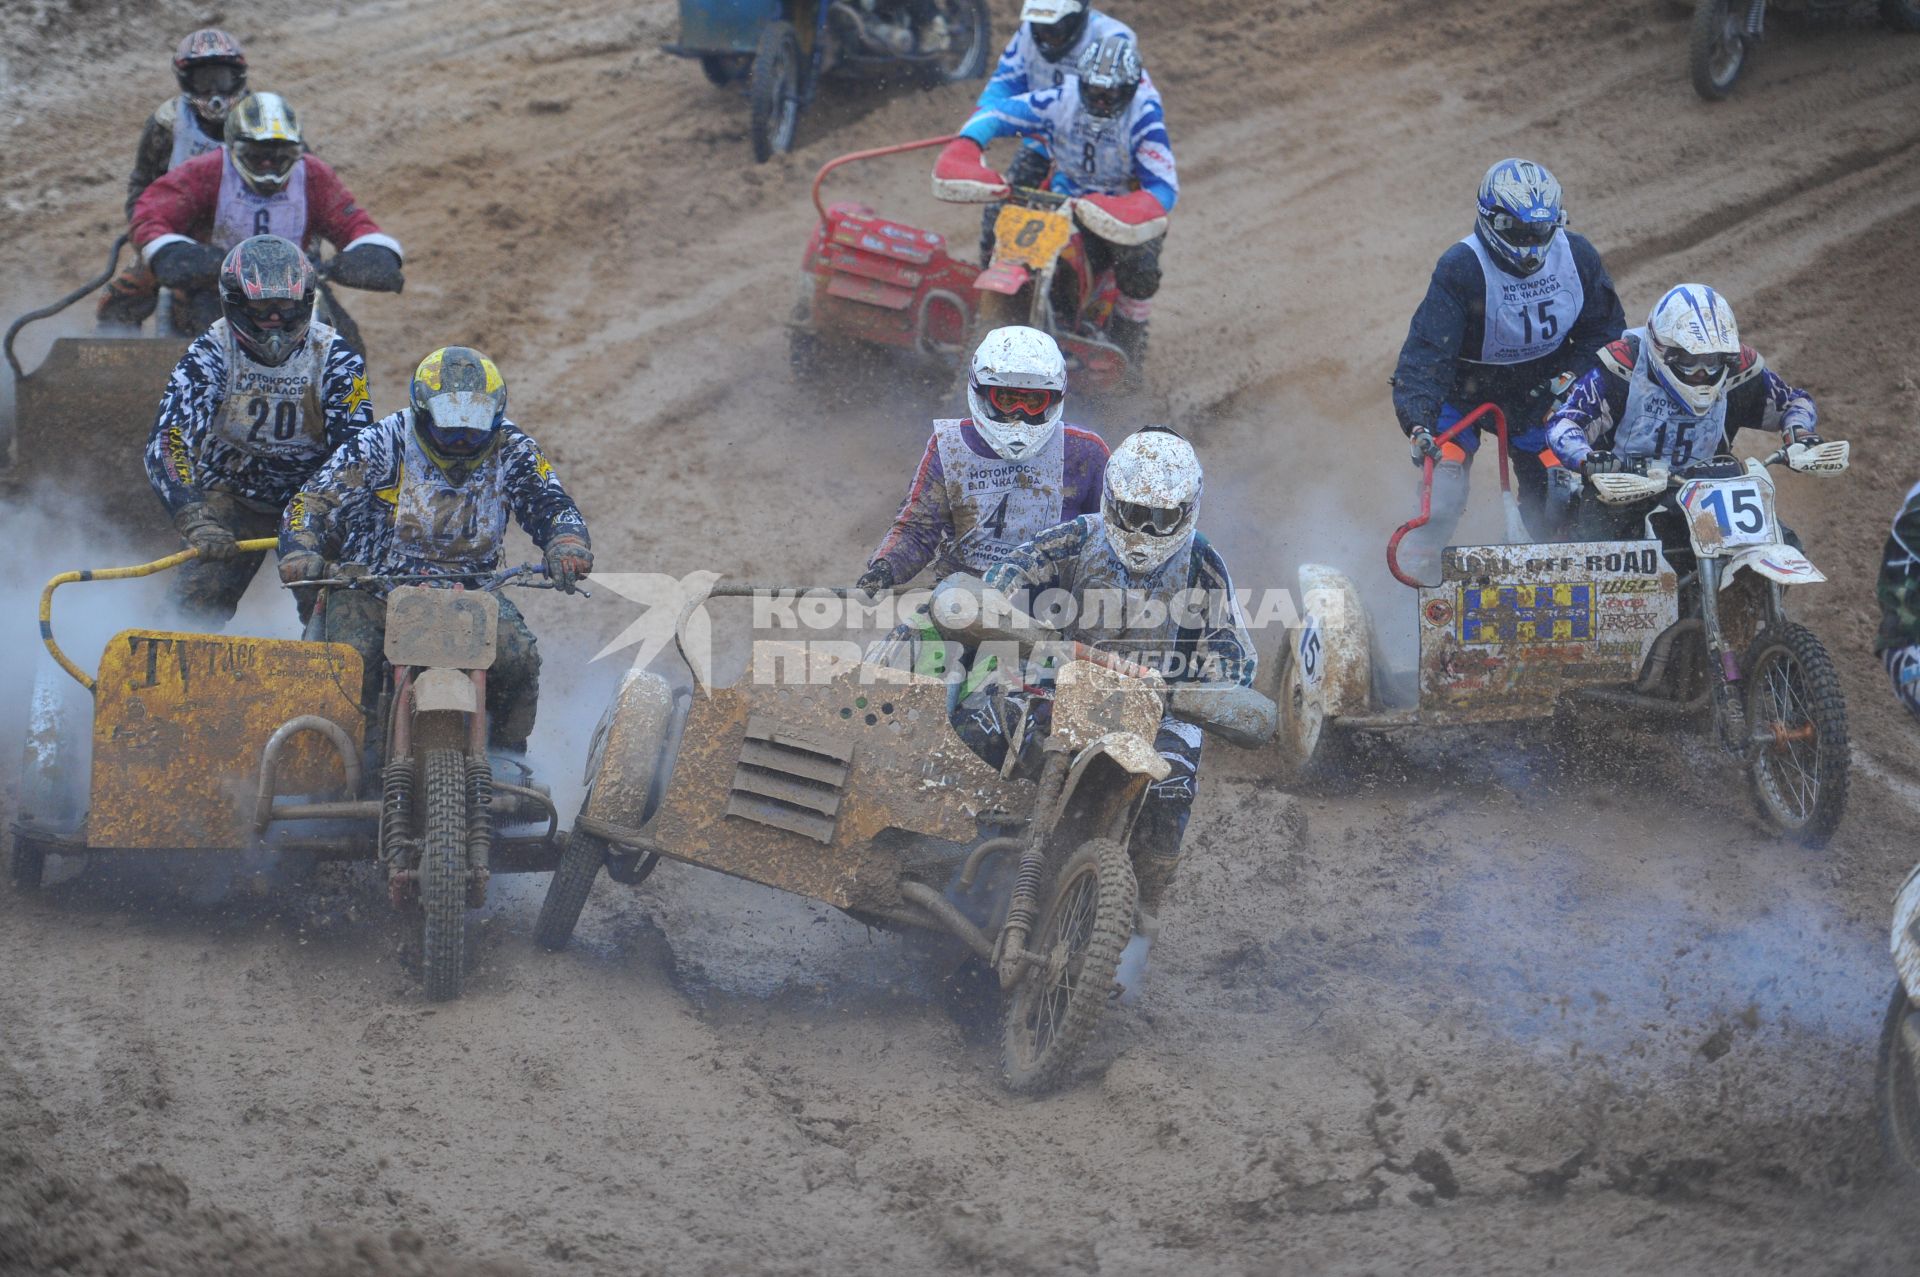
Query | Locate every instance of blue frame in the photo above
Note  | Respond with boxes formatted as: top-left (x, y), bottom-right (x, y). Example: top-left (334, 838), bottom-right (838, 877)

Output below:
top-left (670, 0), bottom-right (789, 56)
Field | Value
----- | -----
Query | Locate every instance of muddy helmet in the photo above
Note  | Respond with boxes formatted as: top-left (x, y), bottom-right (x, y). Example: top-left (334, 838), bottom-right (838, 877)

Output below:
top-left (1102, 426), bottom-right (1200, 574)
top-left (1077, 34), bottom-right (1142, 119)
top-left (1646, 284), bottom-right (1742, 417)
top-left (224, 92), bottom-right (302, 195)
top-left (173, 28), bottom-right (248, 123)
top-left (1474, 158), bottom-right (1566, 277)
top-left (967, 326), bottom-right (1067, 461)
top-left (1022, 0), bottom-right (1090, 61)
top-left (411, 347), bottom-right (508, 461)
top-left (218, 235), bottom-right (315, 367)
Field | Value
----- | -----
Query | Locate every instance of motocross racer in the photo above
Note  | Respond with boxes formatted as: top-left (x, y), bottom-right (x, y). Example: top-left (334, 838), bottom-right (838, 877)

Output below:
top-left (98, 28), bottom-right (250, 327)
top-left (971, 426), bottom-right (1254, 992)
top-left (1544, 284), bottom-right (1830, 540)
top-left (936, 33), bottom-right (1174, 373)
top-left (144, 235), bottom-right (373, 627)
top-left (1392, 159), bottom-right (1626, 578)
top-left (1875, 483), bottom-right (1920, 721)
top-left (973, 1), bottom-right (1143, 261)
top-left (277, 346), bottom-right (592, 751)
top-left (130, 91), bottom-right (403, 344)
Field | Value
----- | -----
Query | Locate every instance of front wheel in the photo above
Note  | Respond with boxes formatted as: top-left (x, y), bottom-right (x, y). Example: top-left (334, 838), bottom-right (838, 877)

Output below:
top-left (1000, 838), bottom-right (1136, 1094)
top-left (535, 829), bottom-right (608, 952)
top-left (1884, 0), bottom-right (1920, 32)
top-left (1743, 623), bottom-right (1849, 847)
top-left (1689, 0), bottom-right (1749, 100)
top-left (420, 748), bottom-right (470, 1000)
top-left (1877, 982), bottom-right (1920, 1184)
top-left (748, 21), bottom-right (802, 163)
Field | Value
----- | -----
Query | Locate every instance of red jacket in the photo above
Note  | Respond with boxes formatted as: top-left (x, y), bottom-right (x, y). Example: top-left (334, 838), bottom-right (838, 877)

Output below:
top-left (131, 150), bottom-right (397, 260)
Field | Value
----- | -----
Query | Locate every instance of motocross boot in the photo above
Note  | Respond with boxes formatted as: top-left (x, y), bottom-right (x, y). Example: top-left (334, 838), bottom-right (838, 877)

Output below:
top-left (1107, 314), bottom-right (1150, 393)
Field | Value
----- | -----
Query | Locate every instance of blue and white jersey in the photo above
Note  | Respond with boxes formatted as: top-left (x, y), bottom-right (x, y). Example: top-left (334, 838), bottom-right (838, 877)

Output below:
top-left (962, 78), bottom-right (1178, 211)
top-left (979, 10), bottom-right (1139, 107)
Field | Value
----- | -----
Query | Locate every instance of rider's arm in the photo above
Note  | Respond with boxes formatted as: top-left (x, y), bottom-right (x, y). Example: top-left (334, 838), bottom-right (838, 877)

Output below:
top-left (1061, 428), bottom-right (1111, 519)
top-left (302, 157), bottom-right (404, 260)
top-left (1390, 245), bottom-right (1477, 437)
top-left (130, 150), bottom-right (221, 261)
top-left (1179, 537), bottom-right (1256, 688)
top-left (142, 333), bottom-right (226, 516)
top-left (1728, 357), bottom-right (1818, 442)
top-left (1563, 233), bottom-right (1627, 360)
top-left (1542, 364), bottom-right (1616, 468)
top-left (868, 436), bottom-right (952, 585)
top-left (498, 425), bottom-right (591, 550)
top-left (1876, 480), bottom-right (1920, 652)
top-left (124, 106), bottom-right (175, 219)
top-left (984, 515), bottom-right (1090, 596)
top-left (320, 339), bottom-right (375, 450)
top-left (278, 423), bottom-right (386, 563)
top-left (1125, 91), bottom-right (1178, 213)
top-left (976, 29), bottom-right (1029, 110)
top-left (960, 88), bottom-right (1056, 153)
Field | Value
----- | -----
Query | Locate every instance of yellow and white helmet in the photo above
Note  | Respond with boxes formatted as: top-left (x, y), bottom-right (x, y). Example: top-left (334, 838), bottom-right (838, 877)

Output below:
top-left (224, 92), bottom-right (302, 194)
top-left (411, 346), bottom-right (508, 461)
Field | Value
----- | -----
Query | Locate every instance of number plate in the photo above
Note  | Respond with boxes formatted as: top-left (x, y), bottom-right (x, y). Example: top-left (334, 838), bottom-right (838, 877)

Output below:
top-left (1676, 475), bottom-right (1777, 556)
top-left (991, 205), bottom-right (1073, 270)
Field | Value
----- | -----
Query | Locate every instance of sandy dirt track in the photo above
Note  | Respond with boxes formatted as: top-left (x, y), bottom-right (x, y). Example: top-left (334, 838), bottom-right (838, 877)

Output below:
top-left (6, 1), bottom-right (1920, 1273)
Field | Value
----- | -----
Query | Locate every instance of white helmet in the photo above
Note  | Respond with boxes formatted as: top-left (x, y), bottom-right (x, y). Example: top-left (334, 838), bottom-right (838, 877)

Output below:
top-left (1646, 284), bottom-right (1741, 416)
top-left (967, 325), bottom-right (1067, 461)
top-left (1102, 426), bottom-right (1201, 574)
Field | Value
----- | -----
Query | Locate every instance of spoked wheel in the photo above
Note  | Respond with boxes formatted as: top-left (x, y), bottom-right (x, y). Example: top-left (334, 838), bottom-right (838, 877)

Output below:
top-left (535, 828), bottom-right (607, 952)
top-left (420, 748), bottom-right (470, 1000)
top-left (1877, 982), bottom-right (1920, 1184)
top-left (1001, 838), bottom-right (1136, 1094)
top-left (1743, 624), bottom-right (1849, 847)
top-left (918, 0), bottom-right (991, 84)
top-left (1689, 0), bottom-right (1749, 100)
top-left (749, 21), bottom-right (802, 162)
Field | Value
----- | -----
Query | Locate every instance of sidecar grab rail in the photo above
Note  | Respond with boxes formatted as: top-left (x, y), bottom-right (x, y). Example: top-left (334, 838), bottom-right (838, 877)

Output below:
top-left (1385, 402), bottom-right (1519, 589)
top-left (811, 135), bottom-right (958, 225)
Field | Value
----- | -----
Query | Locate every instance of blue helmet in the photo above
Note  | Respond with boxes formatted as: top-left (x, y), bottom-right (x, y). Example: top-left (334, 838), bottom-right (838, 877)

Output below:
top-left (1474, 158), bottom-right (1566, 277)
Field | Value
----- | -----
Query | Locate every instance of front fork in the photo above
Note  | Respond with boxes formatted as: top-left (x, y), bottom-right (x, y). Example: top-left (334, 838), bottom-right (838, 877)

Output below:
top-left (1697, 558), bottom-right (1749, 753)
top-left (993, 742), bottom-right (1070, 988)
top-left (379, 666), bottom-right (493, 909)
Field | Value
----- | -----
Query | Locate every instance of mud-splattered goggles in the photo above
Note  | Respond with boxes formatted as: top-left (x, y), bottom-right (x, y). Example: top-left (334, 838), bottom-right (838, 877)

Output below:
top-left (183, 63), bottom-right (246, 95)
top-left (236, 140), bottom-right (300, 180)
top-left (1109, 499), bottom-right (1191, 537)
top-left (981, 383), bottom-right (1062, 424)
top-left (240, 295), bottom-right (308, 327)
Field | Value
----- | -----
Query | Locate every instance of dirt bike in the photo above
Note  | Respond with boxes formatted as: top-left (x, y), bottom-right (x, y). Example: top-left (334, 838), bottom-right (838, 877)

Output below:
top-left (13, 547), bottom-right (570, 1002)
top-left (1687, 0), bottom-right (1920, 99)
top-left (789, 137), bottom-right (1165, 397)
top-left (1283, 404), bottom-right (1853, 846)
top-left (532, 575), bottom-right (1276, 1092)
top-left (666, 0), bottom-right (991, 162)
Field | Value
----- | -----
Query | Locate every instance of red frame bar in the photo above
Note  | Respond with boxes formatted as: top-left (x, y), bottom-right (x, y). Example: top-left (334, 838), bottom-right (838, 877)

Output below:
top-left (811, 135), bottom-right (959, 226)
top-left (1385, 403), bottom-right (1511, 588)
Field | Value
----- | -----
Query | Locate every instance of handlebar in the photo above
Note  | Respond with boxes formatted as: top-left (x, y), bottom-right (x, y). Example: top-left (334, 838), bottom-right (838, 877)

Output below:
top-left (292, 562), bottom-right (585, 596)
top-left (1386, 403), bottom-right (1515, 588)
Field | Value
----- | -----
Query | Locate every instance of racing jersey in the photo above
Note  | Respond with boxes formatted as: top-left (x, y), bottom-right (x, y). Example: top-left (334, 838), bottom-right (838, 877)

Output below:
top-left (869, 421), bottom-right (1108, 583)
top-left (985, 517), bottom-right (1254, 686)
top-left (1391, 229), bottom-right (1623, 451)
top-left (144, 318), bottom-right (371, 516)
top-left (280, 410), bottom-right (587, 589)
top-left (124, 96), bottom-right (225, 216)
top-left (1877, 481), bottom-right (1920, 652)
top-left (131, 149), bottom-right (401, 262)
top-left (979, 11), bottom-right (1139, 107)
top-left (961, 75), bottom-right (1177, 211)
top-left (1543, 332), bottom-right (1816, 469)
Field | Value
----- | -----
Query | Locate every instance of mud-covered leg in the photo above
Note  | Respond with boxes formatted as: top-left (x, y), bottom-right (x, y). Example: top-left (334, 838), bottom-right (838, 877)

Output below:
top-left (1117, 717), bottom-right (1203, 1002)
top-left (487, 597), bottom-right (543, 751)
top-left (1401, 452), bottom-right (1473, 585)
top-left (96, 257), bottom-right (160, 328)
top-left (304, 588), bottom-right (389, 719)
top-left (167, 502), bottom-right (280, 630)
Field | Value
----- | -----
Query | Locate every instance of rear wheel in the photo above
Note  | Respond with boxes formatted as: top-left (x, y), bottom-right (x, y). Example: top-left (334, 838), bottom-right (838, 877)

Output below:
top-left (1001, 838), bottom-right (1135, 1094)
top-left (535, 829), bottom-right (607, 952)
top-left (1689, 0), bottom-right (1748, 100)
top-left (918, 0), bottom-right (991, 84)
top-left (1884, 1), bottom-right (1920, 32)
top-left (1744, 623), bottom-right (1849, 847)
top-left (420, 748), bottom-right (470, 1000)
top-left (749, 22), bottom-right (802, 163)
top-left (1877, 982), bottom-right (1920, 1184)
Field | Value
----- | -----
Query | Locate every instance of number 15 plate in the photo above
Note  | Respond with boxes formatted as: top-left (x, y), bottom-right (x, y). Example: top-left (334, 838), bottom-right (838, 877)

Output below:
top-left (1677, 475), bottom-right (1777, 554)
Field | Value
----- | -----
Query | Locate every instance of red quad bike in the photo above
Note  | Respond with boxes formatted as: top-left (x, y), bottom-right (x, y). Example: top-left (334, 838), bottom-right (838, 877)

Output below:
top-left (788, 136), bottom-right (1165, 395)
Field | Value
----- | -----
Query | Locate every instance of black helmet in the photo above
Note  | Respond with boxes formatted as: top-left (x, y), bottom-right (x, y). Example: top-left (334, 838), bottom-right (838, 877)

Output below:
top-left (1077, 34), bottom-right (1142, 119)
top-left (218, 235), bottom-right (315, 367)
top-left (410, 346), bottom-right (508, 462)
top-left (1024, 0), bottom-right (1090, 62)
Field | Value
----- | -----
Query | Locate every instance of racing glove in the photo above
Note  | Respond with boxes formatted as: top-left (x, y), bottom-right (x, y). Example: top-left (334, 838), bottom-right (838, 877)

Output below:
top-left (1407, 427), bottom-right (1442, 466)
top-left (278, 549), bottom-right (327, 585)
top-left (1079, 189), bottom-right (1168, 227)
top-left (933, 138), bottom-right (1007, 199)
top-left (856, 559), bottom-right (896, 600)
top-left (173, 502), bottom-right (238, 559)
top-left (149, 240), bottom-right (227, 289)
top-left (333, 562), bottom-right (375, 583)
top-left (319, 243), bottom-right (405, 293)
top-left (1580, 450), bottom-right (1625, 477)
top-left (543, 534), bottom-right (593, 594)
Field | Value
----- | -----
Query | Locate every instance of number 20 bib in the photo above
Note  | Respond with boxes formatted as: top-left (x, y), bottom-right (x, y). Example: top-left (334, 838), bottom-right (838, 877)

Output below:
top-left (1460, 229), bottom-right (1584, 366)
top-left (208, 318), bottom-right (331, 461)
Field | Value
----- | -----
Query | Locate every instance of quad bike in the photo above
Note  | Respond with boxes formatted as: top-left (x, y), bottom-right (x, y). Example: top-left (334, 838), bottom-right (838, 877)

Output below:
top-left (2, 235), bottom-right (388, 550)
top-left (1686, 0), bottom-right (1920, 100)
top-left (532, 575), bottom-right (1276, 1092)
top-left (665, 0), bottom-right (991, 162)
top-left (12, 543), bottom-right (571, 1001)
top-left (789, 137), bottom-right (1165, 396)
top-left (1277, 403), bottom-right (1852, 846)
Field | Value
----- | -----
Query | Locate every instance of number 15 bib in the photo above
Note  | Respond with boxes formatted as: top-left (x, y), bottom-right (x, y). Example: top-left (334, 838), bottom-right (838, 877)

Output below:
top-left (1460, 229), bottom-right (1584, 366)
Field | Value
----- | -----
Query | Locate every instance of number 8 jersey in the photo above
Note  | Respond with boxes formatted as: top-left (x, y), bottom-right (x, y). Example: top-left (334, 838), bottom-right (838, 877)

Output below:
top-left (145, 316), bottom-right (374, 518)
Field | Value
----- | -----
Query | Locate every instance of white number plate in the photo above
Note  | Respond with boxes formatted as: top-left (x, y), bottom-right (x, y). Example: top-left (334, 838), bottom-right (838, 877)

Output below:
top-left (1676, 476), bottom-right (1777, 555)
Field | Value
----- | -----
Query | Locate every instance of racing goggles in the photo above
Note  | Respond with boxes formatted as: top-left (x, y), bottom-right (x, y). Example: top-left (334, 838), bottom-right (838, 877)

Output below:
top-left (183, 63), bottom-right (245, 95)
top-left (1660, 346), bottom-right (1735, 387)
top-left (1081, 80), bottom-right (1136, 118)
top-left (236, 139), bottom-right (300, 181)
top-left (241, 295), bottom-right (309, 328)
top-left (421, 392), bottom-right (502, 458)
top-left (1109, 498), bottom-right (1191, 538)
top-left (981, 383), bottom-right (1062, 424)
top-left (1486, 211), bottom-right (1559, 248)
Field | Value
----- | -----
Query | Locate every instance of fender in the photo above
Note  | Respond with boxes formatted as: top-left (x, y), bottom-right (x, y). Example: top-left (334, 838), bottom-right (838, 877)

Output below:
top-left (1720, 543), bottom-right (1826, 588)
top-left (975, 261), bottom-right (1031, 295)
top-left (1072, 198), bottom-right (1169, 248)
top-left (412, 666), bottom-right (479, 714)
top-left (1298, 564), bottom-right (1373, 717)
top-left (582, 669), bottom-right (681, 829)
top-left (1047, 730), bottom-right (1169, 833)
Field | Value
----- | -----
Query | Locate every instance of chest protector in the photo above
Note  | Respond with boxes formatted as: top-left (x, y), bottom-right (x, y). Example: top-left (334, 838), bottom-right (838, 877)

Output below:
top-left (212, 152), bottom-right (308, 253)
top-left (1058, 517), bottom-right (1193, 651)
top-left (1612, 327), bottom-right (1728, 468)
top-left (1460, 229), bottom-right (1584, 366)
top-left (1050, 83), bottom-right (1137, 196)
top-left (207, 318), bottom-right (334, 460)
top-left (167, 97), bottom-right (225, 171)
top-left (935, 419), bottom-right (1067, 573)
top-left (391, 415), bottom-right (509, 568)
